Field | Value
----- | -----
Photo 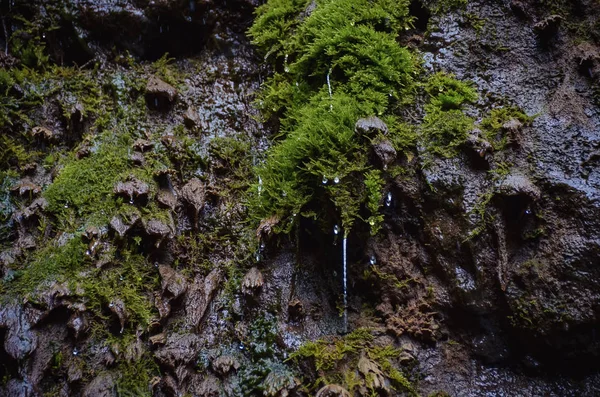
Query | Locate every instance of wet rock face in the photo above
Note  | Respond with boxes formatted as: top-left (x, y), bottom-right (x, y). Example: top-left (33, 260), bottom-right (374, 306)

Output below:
top-left (145, 76), bottom-right (178, 111)
top-left (355, 116), bottom-right (389, 136)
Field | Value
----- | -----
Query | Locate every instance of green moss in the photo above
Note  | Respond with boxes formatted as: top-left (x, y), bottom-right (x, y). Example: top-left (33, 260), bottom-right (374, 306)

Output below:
top-left (480, 106), bottom-right (533, 150)
top-left (289, 327), bottom-right (415, 395)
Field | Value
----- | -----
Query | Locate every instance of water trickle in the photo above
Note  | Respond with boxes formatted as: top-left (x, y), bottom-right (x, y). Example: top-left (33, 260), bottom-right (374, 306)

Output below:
top-left (326, 69), bottom-right (333, 111)
top-left (369, 255), bottom-right (376, 265)
top-left (284, 54), bottom-right (290, 73)
top-left (159, 25), bottom-right (163, 34)
top-left (154, 97), bottom-right (159, 108)
top-left (385, 192), bottom-right (392, 207)
top-left (258, 176), bottom-right (263, 196)
top-left (333, 176), bottom-right (340, 184)
top-left (189, 0), bottom-right (195, 12)
top-left (322, 176), bottom-right (328, 184)
top-left (342, 236), bottom-right (348, 333)
top-left (333, 224), bottom-right (340, 235)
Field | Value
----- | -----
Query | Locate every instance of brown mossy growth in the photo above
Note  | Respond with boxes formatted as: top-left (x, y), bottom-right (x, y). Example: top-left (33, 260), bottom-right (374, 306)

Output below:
top-left (385, 299), bottom-right (441, 341)
top-left (289, 328), bottom-right (416, 395)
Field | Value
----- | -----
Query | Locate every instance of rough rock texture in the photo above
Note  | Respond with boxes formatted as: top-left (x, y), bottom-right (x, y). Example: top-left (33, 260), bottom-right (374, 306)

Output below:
top-left (2, 0), bottom-right (600, 396)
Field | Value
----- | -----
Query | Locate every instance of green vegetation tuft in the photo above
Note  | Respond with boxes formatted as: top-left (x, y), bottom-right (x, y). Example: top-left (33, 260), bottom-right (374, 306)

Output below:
top-left (289, 327), bottom-right (416, 395)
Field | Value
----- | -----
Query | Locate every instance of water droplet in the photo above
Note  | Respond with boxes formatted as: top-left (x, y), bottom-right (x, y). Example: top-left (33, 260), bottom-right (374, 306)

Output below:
top-left (119, 276), bottom-right (124, 281)
top-left (284, 65), bottom-right (290, 73)
top-left (72, 348), bottom-right (79, 356)
top-left (281, 191), bottom-right (287, 197)
top-left (64, 203), bottom-right (69, 208)
top-left (109, 303), bottom-right (114, 308)
top-left (260, 242), bottom-right (266, 250)
top-left (258, 176), bottom-right (263, 196)
top-left (239, 343), bottom-right (245, 351)
top-left (383, 164), bottom-right (388, 171)
top-left (333, 176), bottom-right (340, 184)
top-left (333, 225), bottom-right (340, 235)
top-left (370, 256), bottom-right (377, 265)
top-left (85, 250), bottom-right (91, 256)
top-left (385, 192), bottom-right (392, 207)
top-left (129, 198), bottom-right (134, 204)
top-left (42, 33), bottom-right (46, 39)
top-left (369, 219), bottom-right (375, 226)
top-left (322, 176), bottom-right (328, 184)
top-left (525, 209), bottom-right (532, 215)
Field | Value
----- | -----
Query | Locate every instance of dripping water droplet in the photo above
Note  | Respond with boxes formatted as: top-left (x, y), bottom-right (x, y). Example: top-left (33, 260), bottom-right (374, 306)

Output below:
top-left (72, 348), bottom-right (79, 356)
top-left (333, 176), bottom-right (340, 184)
top-left (322, 176), bottom-right (328, 184)
top-left (385, 192), bottom-right (392, 207)
top-left (370, 255), bottom-right (377, 265)
top-left (333, 225), bottom-right (340, 235)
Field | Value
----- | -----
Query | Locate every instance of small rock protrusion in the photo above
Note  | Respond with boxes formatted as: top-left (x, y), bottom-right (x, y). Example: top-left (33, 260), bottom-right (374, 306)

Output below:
top-left (502, 118), bottom-right (524, 145)
top-left (212, 355), bottom-right (241, 376)
top-left (533, 15), bottom-right (562, 39)
top-left (315, 384), bottom-right (352, 397)
top-left (146, 76), bottom-right (178, 111)
top-left (133, 138), bottom-right (154, 152)
top-left (358, 354), bottom-right (387, 392)
top-left (68, 313), bottom-right (89, 339)
top-left (497, 173), bottom-right (541, 201)
top-left (108, 299), bottom-right (128, 334)
top-left (241, 267), bottom-right (264, 295)
top-left (144, 218), bottom-right (175, 247)
top-left (82, 373), bottom-right (116, 397)
top-left (183, 106), bottom-right (201, 129)
top-left (149, 333), bottom-right (167, 346)
top-left (10, 179), bottom-right (42, 197)
top-left (372, 139), bottom-right (397, 169)
top-left (355, 116), bottom-right (389, 136)
top-left (159, 264), bottom-right (188, 300)
top-left (31, 126), bottom-right (56, 143)
top-left (114, 178), bottom-right (150, 204)
top-left (109, 212), bottom-right (141, 238)
top-left (180, 178), bottom-right (206, 226)
top-left (130, 151), bottom-right (145, 166)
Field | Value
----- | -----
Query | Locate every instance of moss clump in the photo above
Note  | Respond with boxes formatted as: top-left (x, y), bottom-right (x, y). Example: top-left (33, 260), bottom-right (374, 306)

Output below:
top-left (480, 106), bottom-right (534, 150)
top-left (289, 327), bottom-right (415, 395)
top-left (421, 72), bottom-right (477, 158)
top-left (249, 0), bottom-right (420, 236)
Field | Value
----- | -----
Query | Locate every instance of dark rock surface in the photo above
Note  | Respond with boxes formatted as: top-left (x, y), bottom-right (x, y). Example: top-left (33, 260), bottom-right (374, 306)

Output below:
top-left (1, 0), bottom-right (600, 396)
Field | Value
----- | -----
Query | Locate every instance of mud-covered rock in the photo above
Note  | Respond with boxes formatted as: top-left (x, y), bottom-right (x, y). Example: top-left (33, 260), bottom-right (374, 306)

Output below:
top-left (82, 373), bottom-right (116, 397)
top-left (109, 212), bottom-right (141, 238)
top-left (146, 76), bottom-right (178, 110)
top-left (10, 179), bottom-right (42, 197)
top-left (212, 355), bottom-right (240, 376)
top-left (144, 218), bottom-right (175, 246)
top-left (159, 264), bottom-right (187, 299)
top-left (241, 267), bottom-right (264, 295)
top-left (114, 178), bottom-right (150, 203)
top-left (0, 305), bottom-right (37, 360)
top-left (355, 116), bottom-right (388, 136)
top-left (154, 333), bottom-right (201, 369)
top-left (180, 178), bottom-right (206, 225)
top-left (185, 269), bottom-right (222, 328)
top-left (108, 299), bottom-right (128, 333)
top-left (372, 139), bottom-right (397, 169)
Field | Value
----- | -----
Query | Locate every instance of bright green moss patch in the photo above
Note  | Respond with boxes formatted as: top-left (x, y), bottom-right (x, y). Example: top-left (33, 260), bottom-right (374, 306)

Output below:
top-left (289, 327), bottom-right (415, 395)
top-left (249, 0), bottom-right (421, 236)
